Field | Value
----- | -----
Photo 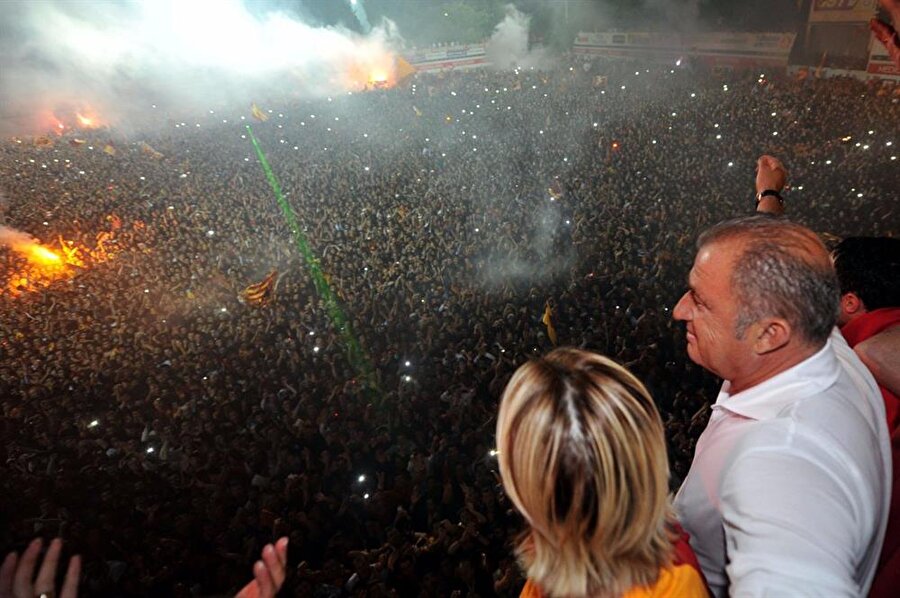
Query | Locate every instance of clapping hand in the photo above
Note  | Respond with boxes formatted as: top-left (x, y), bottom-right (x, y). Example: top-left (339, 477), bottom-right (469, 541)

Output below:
top-left (0, 538), bottom-right (80, 598)
top-left (871, 0), bottom-right (900, 68)
top-left (235, 538), bottom-right (288, 598)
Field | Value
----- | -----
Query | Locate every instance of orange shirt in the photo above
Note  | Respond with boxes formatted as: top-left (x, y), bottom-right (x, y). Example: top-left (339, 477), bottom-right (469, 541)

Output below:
top-left (518, 525), bottom-right (708, 598)
top-left (519, 563), bottom-right (707, 598)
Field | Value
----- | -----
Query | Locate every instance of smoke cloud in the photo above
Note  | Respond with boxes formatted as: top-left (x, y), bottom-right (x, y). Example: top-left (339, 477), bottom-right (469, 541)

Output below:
top-left (0, 225), bottom-right (39, 251)
top-left (347, 0), bottom-right (372, 34)
top-left (485, 5), bottom-right (554, 71)
top-left (0, 0), bottom-right (402, 136)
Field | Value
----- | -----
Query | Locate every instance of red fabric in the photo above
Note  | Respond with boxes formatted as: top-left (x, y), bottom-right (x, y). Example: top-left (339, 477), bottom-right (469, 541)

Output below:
top-left (841, 308), bottom-right (900, 436)
top-left (669, 522), bottom-right (703, 577)
top-left (839, 308), bottom-right (900, 598)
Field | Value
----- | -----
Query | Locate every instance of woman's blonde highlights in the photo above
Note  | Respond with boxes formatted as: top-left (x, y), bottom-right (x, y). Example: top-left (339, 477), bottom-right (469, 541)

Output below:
top-left (497, 348), bottom-right (674, 597)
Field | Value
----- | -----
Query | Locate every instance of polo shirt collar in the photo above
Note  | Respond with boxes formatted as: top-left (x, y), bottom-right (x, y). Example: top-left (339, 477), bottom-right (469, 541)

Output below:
top-left (712, 337), bottom-right (840, 421)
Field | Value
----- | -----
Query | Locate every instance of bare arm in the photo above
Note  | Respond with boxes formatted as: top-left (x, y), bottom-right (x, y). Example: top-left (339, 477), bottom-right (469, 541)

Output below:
top-left (854, 325), bottom-right (900, 398)
top-left (754, 155), bottom-right (786, 217)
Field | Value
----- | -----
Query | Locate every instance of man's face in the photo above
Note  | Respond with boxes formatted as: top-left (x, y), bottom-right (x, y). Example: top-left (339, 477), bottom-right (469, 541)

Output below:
top-left (673, 239), bottom-right (755, 380)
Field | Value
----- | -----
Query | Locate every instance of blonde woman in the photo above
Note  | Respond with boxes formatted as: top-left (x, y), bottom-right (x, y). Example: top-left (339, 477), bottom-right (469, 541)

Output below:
top-left (496, 348), bottom-right (707, 598)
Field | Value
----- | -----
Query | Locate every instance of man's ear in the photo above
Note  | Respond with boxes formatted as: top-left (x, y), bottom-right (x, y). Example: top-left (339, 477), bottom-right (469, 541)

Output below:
top-left (752, 318), bottom-right (792, 355)
top-left (841, 292), bottom-right (865, 318)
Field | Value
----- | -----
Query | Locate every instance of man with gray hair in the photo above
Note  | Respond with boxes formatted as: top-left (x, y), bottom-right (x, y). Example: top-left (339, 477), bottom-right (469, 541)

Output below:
top-left (672, 215), bottom-right (891, 596)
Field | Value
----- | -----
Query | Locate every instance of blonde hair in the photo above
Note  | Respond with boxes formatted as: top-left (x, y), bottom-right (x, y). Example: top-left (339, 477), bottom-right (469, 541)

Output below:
top-left (496, 348), bottom-right (674, 597)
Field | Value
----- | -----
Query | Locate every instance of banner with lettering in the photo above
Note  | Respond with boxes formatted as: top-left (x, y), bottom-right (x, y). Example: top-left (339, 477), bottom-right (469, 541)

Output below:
top-left (809, 0), bottom-right (878, 23)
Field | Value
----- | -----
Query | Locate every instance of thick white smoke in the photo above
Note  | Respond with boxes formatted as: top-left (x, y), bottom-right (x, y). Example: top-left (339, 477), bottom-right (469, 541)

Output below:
top-left (485, 5), bottom-right (554, 71)
top-left (0, 0), bottom-right (402, 135)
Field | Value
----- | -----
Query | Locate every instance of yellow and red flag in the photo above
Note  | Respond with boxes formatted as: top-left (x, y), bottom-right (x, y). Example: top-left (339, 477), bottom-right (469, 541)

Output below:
top-left (240, 270), bottom-right (278, 305)
top-left (542, 302), bottom-right (558, 346)
top-left (250, 102), bottom-right (269, 122)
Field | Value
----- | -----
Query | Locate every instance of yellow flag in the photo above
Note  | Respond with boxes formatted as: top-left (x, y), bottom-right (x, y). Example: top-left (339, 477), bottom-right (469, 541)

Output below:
top-left (542, 302), bottom-right (558, 346)
top-left (140, 142), bottom-right (164, 159)
top-left (251, 102), bottom-right (269, 122)
top-left (395, 57), bottom-right (416, 82)
top-left (103, 144), bottom-right (117, 156)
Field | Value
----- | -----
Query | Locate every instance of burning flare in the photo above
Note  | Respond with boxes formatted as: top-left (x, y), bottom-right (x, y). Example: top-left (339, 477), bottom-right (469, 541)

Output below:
top-left (24, 244), bottom-right (62, 265)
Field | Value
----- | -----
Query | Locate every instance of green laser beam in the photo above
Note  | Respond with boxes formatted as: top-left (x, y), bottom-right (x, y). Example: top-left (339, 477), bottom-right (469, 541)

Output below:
top-left (246, 125), bottom-right (377, 394)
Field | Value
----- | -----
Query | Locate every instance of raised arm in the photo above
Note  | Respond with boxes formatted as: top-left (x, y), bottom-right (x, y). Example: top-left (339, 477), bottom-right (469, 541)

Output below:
top-left (754, 155), bottom-right (787, 216)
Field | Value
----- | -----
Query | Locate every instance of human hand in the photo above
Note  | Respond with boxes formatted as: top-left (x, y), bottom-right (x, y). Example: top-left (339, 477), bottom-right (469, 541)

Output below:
top-left (755, 155), bottom-right (787, 194)
top-left (879, 0), bottom-right (900, 22)
top-left (870, 17), bottom-right (900, 69)
top-left (235, 538), bottom-right (288, 598)
top-left (870, 1), bottom-right (900, 68)
top-left (0, 538), bottom-right (80, 598)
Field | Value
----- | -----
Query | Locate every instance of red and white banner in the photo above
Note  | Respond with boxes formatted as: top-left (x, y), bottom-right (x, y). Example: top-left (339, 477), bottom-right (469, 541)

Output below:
top-left (404, 44), bottom-right (489, 72)
top-left (867, 36), bottom-right (900, 77)
top-left (573, 32), bottom-right (795, 68)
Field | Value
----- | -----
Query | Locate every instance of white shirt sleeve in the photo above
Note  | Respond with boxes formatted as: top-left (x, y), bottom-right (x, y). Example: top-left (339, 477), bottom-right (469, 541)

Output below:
top-left (719, 441), bottom-right (865, 597)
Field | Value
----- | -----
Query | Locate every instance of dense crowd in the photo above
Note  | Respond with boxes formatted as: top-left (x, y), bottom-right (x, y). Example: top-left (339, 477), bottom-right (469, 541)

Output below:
top-left (1, 58), bottom-right (898, 596)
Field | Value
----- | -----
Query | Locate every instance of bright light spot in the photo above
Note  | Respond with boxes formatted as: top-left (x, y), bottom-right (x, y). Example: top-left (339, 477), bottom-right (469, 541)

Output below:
top-left (404, 361), bottom-right (411, 367)
top-left (146, 447), bottom-right (155, 454)
top-left (313, 346), bottom-right (320, 353)
top-left (489, 449), bottom-right (498, 457)
top-left (364, 493), bottom-right (370, 499)
top-left (358, 474), bottom-right (366, 483)
top-left (716, 134), bottom-right (722, 140)
top-left (403, 375), bottom-right (412, 383)
top-left (863, 144), bottom-right (869, 150)
top-left (868, 130), bottom-right (874, 135)
top-left (24, 245), bottom-right (61, 265)
top-left (220, 307), bottom-right (227, 313)
top-left (857, 192), bottom-right (864, 197)
top-left (825, 160), bottom-right (832, 165)
top-left (887, 141), bottom-right (893, 146)
top-left (772, 131), bottom-right (778, 136)
top-left (88, 420), bottom-right (99, 428)
top-left (728, 161), bottom-right (733, 167)
top-left (207, 230), bottom-right (215, 236)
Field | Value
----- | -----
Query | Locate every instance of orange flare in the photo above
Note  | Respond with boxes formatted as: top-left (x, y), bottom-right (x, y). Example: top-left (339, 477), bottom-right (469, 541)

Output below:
top-left (25, 244), bottom-right (62, 265)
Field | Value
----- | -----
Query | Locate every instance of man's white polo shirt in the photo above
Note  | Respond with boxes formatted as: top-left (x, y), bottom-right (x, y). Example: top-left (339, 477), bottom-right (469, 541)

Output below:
top-left (674, 329), bottom-right (891, 597)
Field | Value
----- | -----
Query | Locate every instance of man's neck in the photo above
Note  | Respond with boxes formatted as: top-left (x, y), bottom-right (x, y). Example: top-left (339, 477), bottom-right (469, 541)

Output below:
top-left (729, 342), bottom-right (824, 395)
